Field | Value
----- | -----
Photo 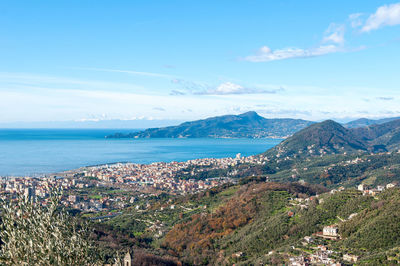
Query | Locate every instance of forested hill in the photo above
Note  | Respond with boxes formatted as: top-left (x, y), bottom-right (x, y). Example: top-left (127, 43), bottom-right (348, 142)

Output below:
top-left (160, 181), bottom-right (400, 265)
top-left (106, 111), bottom-right (314, 138)
top-left (265, 120), bottom-right (367, 158)
top-left (95, 179), bottom-right (400, 265)
top-left (265, 118), bottom-right (400, 158)
top-left (352, 118), bottom-right (400, 151)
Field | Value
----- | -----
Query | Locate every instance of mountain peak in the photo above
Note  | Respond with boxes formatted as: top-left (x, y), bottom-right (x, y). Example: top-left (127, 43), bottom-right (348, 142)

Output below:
top-left (311, 120), bottom-right (345, 130)
top-left (239, 111), bottom-right (260, 117)
top-left (107, 112), bottom-right (314, 138)
top-left (319, 119), bottom-right (340, 125)
top-left (237, 111), bottom-right (264, 122)
top-left (265, 119), bottom-right (367, 157)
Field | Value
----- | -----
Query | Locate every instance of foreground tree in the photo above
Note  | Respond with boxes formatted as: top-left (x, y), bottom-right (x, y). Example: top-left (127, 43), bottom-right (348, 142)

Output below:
top-left (0, 194), bottom-right (100, 265)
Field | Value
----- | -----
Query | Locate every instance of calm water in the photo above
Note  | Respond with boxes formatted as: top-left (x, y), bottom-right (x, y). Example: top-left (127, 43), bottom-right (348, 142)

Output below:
top-left (0, 129), bottom-right (282, 176)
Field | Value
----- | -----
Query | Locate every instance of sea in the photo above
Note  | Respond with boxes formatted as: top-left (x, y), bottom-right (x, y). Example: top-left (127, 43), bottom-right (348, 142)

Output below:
top-left (0, 129), bottom-right (282, 177)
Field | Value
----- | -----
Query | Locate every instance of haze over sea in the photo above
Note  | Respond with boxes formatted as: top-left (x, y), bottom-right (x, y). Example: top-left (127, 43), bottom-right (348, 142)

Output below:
top-left (0, 129), bottom-right (281, 176)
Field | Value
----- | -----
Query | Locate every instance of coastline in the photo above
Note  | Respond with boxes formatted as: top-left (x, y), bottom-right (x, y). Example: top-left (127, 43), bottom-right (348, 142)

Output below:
top-left (0, 130), bottom-right (282, 177)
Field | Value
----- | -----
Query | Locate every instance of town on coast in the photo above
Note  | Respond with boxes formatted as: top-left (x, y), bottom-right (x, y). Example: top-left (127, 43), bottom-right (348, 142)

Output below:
top-left (0, 153), bottom-right (267, 212)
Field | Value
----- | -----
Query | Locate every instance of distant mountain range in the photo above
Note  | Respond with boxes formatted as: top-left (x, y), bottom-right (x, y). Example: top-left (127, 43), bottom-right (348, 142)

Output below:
top-left (106, 111), bottom-right (400, 140)
top-left (344, 117), bottom-right (400, 128)
top-left (106, 111), bottom-right (314, 138)
top-left (266, 118), bottom-right (400, 158)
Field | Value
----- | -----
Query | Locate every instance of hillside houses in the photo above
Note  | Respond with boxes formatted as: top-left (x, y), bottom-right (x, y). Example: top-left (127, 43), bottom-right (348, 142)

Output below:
top-left (357, 182), bottom-right (397, 196)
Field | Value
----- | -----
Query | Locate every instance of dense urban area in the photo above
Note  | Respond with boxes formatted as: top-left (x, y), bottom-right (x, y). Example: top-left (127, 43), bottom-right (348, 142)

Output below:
top-left (0, 154), bottom-right (267, 213)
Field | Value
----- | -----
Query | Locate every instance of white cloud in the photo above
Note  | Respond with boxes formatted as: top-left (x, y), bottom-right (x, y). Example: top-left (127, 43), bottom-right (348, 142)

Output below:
top-left (214, 82), bottom-right (245, 94)
top-left (349, 13), bottom-right (363, 28)
top-left (244, 45), bottom-right (342, 62)
top-left (171, 79), bottom-right (282, 95)
top-left (322, 24), bottom-right (345, 44)
top-left (362, 2), bottom-right (400, 32)
top-left (171, 80), bottom-right (284, 95)
top-left (195, 82), bottom-right (281, 95)
top-left (244, 3), bottom-right (400, 63)
top-left (244, 17), bottom-right (348, 63)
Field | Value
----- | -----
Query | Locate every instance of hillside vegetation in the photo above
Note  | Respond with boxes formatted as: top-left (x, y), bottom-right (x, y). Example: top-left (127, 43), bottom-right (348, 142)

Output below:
top-left (161, 182), bottom-right (400, 265)
top-left (264, 118), bottom-right (400, 159)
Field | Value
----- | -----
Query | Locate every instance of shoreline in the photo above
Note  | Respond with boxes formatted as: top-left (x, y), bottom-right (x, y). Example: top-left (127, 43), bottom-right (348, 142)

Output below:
top-left (0, 134), bottom-right (282, 178)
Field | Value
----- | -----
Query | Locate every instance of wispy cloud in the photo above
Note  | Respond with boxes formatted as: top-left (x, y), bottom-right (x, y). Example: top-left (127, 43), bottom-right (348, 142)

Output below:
top-left (169, 90), bottom-right (186, 96)
top-left (76, 67), bottom-right (176, 79)
top-left (171, 79), bottom-right (284, 95)
top-left (377, 96), bottom-right (395, 101)
top-left (0, 72), bottom-right (146, 92)
top-left (244, 45), bottom-right (342, 62)
top-left (171, 79), bottom-right (212, 92)
top-left (322, 23), bottom-right (345, 45)
top-left (194, 82), bottom-right (284, 95)
top-left (349, 13), bottom-right (363, 28)
top-left (153, 107), bottom-right (166, 111)
top-left (244, 15), bottom-right (347, 63)
top-left (361, 2), bottom-right (400, 32)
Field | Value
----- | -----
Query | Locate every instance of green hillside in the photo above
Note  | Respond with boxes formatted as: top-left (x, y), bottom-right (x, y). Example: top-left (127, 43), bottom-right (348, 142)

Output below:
top-left (85, 174), bottom-right (400, 265)
top-left (161, 184), bottom-right (400, 265)
top-left (265, 120), bottom-right (367, 158)
top-left (264, 118), bottom-right (400, 160)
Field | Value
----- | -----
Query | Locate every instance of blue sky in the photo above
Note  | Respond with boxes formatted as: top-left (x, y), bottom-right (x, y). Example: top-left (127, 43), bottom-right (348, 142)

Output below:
top-left (1, 0), bottom-right (400, 126)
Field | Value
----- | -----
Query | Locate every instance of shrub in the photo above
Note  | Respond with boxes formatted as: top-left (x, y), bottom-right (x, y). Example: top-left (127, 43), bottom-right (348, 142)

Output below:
top-left (0, 194), bottom-right (100, 265)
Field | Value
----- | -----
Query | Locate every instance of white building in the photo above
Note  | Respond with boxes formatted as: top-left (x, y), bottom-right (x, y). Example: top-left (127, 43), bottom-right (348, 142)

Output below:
top-left (323, 225), bottom-right (339, 237)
